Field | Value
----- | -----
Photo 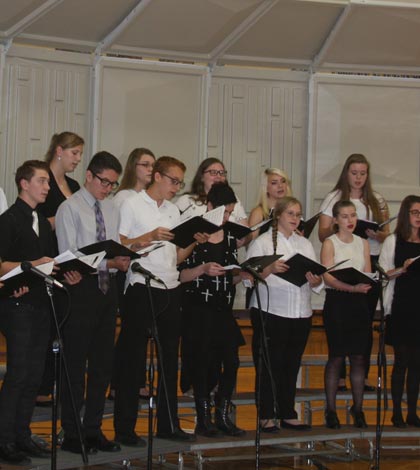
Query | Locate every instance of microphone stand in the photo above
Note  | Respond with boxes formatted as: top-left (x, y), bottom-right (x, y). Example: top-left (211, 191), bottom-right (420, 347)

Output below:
top-left (45, 282), bottom-right (88, 469)
top-left (143, 275), bottom-right (173, 470)
top-left (371, 271), bottom-right (388, 470)
top-left (251, 276), bottom-right (277, 470)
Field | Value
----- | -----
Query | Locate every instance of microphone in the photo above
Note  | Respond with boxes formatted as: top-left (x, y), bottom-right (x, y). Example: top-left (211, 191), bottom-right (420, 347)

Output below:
top-left (241, 263), bottom-right (267, 285)
top-left (21, 261), bottom-right (64, 289)
top-left (374, 261), bottom-right (389, 281)
top-left (131, 262), bottom-right (165, 286)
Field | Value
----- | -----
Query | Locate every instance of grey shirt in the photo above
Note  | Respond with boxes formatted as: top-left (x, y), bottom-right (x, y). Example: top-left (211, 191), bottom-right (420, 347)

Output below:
top-left (56, 186), bottom-right (121, 271)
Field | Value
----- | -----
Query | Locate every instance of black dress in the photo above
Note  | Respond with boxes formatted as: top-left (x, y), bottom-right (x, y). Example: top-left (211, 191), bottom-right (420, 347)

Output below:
top-left (179, 229), bottom-right (244, 398)
top-left (386, 238), bottom-right (420, 346)
top-left (180, 229), bottom-right (244, 347)
top-left (323, 290), bottom-right (370, 356)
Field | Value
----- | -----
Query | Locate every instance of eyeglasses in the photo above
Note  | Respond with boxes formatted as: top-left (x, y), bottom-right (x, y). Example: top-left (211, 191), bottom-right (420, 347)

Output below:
top-left (91, 171), bottom-right (119, 190)
top-left (409, 210), bottom-right (420, 217)
top-left (136, 162), bottom-right (154, 169)
top-left (285, 210), bottom-right (302, 219)
top-left (161, 173), bottom-right (185, 189)
top-left (203, 169), bottom-right (228, 177)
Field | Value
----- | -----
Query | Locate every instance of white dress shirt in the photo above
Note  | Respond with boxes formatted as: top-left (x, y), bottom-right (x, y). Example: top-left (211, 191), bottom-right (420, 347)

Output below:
top-left (247, 229), bottom-right (322, 318)
top-left (119, 190), bottom-right (181, 289)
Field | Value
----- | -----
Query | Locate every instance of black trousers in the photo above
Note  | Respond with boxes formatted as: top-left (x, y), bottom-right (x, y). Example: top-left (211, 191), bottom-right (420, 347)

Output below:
top-left (0, 299), bottom-right (49, 444)
top-left (114, 284), bottom-right (182, 436)
top-left (60, 276), bottom-right (117, 439)
top-left (251, 308), bottom-right (311, 420)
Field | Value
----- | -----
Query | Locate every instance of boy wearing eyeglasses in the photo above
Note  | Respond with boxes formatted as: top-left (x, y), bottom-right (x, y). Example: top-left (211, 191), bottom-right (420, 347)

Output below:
top-left (55, 151), bottom-right (130, 454)
top-left (113, 156), bottom-right (207, 445)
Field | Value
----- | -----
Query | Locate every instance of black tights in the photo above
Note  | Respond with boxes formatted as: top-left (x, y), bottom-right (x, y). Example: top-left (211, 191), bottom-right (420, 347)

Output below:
top-left (325, 354), bottom-right (366, 413)
top-left (391, 344), bottom-right (420, 418)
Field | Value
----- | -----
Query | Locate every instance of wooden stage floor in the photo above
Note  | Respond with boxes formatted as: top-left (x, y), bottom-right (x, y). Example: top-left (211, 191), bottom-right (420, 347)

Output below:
top-left (2, 315), bottom-right (420, 469)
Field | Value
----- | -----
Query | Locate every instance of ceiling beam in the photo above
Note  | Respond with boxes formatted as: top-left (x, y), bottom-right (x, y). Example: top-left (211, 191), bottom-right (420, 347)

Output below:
top-left (208, 0), bottom-right (280, 68)
top-left (311, 2), bottom-right (352, 70)
top-left (1, 0), bottom-right (64, 40)
top-left (94, 0), bottom-right (154, 55)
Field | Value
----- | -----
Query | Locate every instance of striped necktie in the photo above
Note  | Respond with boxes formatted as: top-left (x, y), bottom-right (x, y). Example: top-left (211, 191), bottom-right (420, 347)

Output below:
top-left (94, 201), bottom-right (109, 294)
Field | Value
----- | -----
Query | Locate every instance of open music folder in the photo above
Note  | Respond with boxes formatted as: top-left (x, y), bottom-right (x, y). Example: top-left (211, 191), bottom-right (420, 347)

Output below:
top-left (224, 218), bottom-right (273, 240)
top-left (354, 216), bottom-right (397, 239)
top-left (79, 239), bottom-right (140, 259)
top-left (297, 212), bottom-right (321, 239)
top-left (275, 254), bottom-right (348, 287)
top-left (328, 267), bottom-right (378, 285)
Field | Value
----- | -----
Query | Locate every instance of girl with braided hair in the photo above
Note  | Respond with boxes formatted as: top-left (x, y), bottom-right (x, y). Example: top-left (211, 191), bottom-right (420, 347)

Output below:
top-left (246, 197), bottom-right (323, 432)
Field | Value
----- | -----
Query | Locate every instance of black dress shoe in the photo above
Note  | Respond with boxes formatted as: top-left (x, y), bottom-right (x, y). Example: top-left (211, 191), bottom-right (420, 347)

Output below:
top-left (364, 384), bottom-right (376, 392)
top-left (325, 410), bottom-right (341, 429)
top-left (260, 424), bottom-right (280, 433)
top-left (16, 438), bottom-right (51, 457)
top-left (350, 406), bottom-right (368, 428)
top-left (156, 427), bottom-right (196, 442)
top-left (0, 442), bottom-right (31, 464)
top-left (406, 415), bottom-right (420, 427)
top-left (391, 415), bottom-right (407, 428)
top-left (61, 437), bottom-right (97, 455)
top-left (115, 432), bottom-right (146, 447)
top-left (280, 420), bottom-right (311, 431)
top-left (85, 434), bottom-right (121, 452)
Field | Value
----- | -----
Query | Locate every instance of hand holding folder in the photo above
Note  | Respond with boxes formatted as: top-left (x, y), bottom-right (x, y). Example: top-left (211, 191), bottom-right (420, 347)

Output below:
top-left (275, 254), bottom-right (347, 287)
top-left (354, 216), bottom-right (397, 239)
top-left (328, 267), bottom-right (378, 286)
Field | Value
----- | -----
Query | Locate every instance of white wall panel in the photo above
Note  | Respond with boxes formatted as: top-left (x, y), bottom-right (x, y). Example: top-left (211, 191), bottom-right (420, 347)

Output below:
top-left (309, 74), bottom-right (420, 216)
top-left (208, 71), bottom-right (308, 213)
top-left (1, 52), bottom-right (90, 204)
top-left (98, 61), bottom-right (207, 186)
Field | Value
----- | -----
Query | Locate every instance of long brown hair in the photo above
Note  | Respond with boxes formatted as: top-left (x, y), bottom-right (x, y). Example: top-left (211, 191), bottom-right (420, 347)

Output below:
top-left (117, 148), bottom-right (155, 192)
top-left (271, 196), bottom-right (301, 254)
top-left (188, 157), bottom-right (226, 204)
top-left (333, 153), bottom-right (384, 223)
top-left (395, 195), bottom-right (420, 241)
top-left (45, 132), bottom-right (84, 164)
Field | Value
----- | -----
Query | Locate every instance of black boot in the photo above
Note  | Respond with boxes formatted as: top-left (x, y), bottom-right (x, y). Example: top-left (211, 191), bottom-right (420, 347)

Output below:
top-left (195, 398), bottom-right (220, 437)
top-left (215, 397), bottom-right (246, 437)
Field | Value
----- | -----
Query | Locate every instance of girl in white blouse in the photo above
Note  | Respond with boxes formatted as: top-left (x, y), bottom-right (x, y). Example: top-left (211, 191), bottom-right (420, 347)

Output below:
top-left (247, 196), bottom-right (322, 432)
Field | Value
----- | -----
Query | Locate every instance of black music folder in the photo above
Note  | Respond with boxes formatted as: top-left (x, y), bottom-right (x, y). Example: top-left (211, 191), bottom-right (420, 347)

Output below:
top-left (54, 258), bottom-right (96, 281)
top-left (243, 254), bottom-right (282, 271)
top-left (328, 267), bottom-right (378, 285)
top-left (79, 239), bottom-right (139, 259)
top-left (407, 255), bottom-right (420, 274)
top-left (297, 212), bottom-right (321, 239)
top-left (275, 254), bottom-right (347, 287)
top-left (224, 218), bottom-right (273, 240)
top-left (0, 271), bottom-right (43, 297)
top-left (170, 217), bottom-right (221, 248)
top-left (354, 216), bottom-right (397, 239)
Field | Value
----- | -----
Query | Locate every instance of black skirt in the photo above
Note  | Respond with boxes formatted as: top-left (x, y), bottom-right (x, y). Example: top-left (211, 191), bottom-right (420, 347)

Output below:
top-left (323, 290), bottom-right (370, 356)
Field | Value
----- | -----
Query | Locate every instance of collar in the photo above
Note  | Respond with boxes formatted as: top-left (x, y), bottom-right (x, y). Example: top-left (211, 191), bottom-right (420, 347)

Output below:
top-left (141, 189), bottom-right (171, 210)
top-left (80, 186), bottom-right (98, 208)
top-left (15, 197), bottom-right (37, 216)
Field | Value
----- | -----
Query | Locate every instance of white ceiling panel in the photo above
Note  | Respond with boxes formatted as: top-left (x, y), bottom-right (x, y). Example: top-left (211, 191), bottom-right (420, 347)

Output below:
top-left (112, 0), bottom-right (264, 55)
top-left (317, 4), bottom-right (420, 69)
top-left (1, 0), bottom-right (420, 74)
top-left (20, 0), bottom-right (140, 46)
top-left (0, 0), bottom-right (46, 32)
top-left (225, 0), bottom-right (344, 61)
